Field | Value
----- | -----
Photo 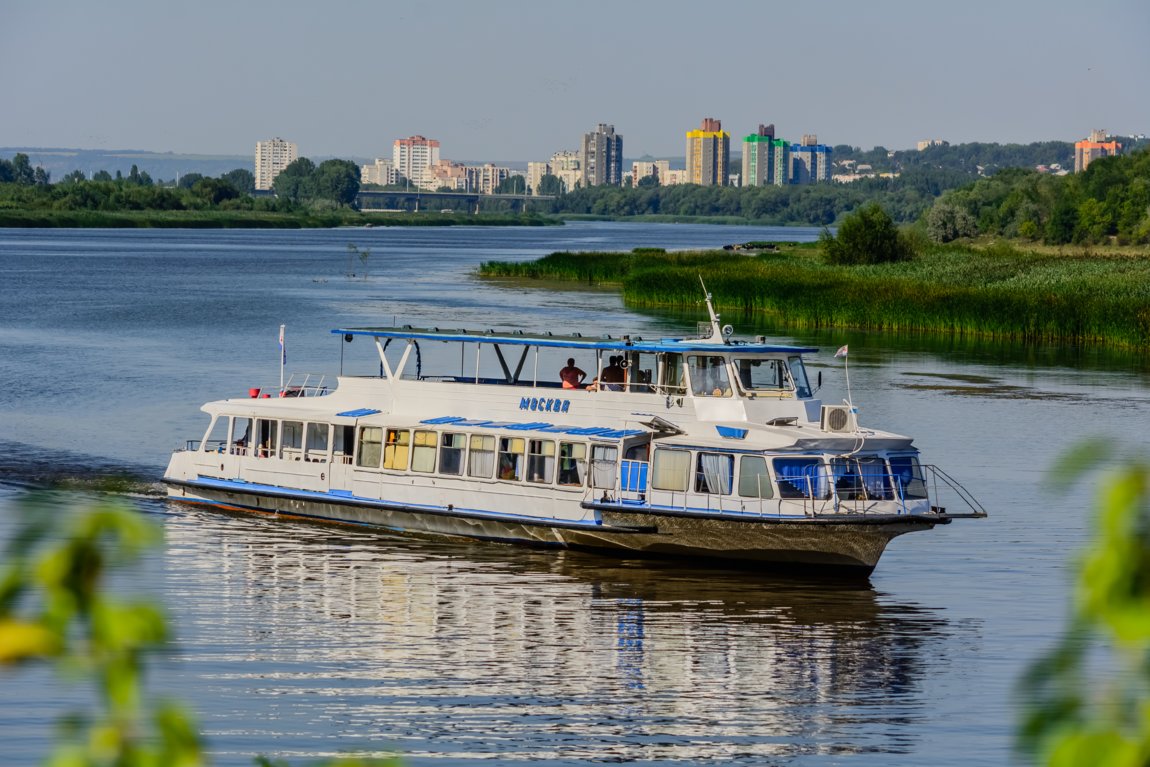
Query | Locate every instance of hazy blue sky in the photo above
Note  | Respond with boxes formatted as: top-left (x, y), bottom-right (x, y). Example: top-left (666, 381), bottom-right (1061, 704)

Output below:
top-left (2, 0), bottom-right (1146, 161)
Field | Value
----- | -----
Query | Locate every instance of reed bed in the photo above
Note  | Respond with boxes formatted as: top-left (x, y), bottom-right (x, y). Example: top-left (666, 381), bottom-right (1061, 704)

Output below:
top-left (480, 246), bottom-right (1150, 348)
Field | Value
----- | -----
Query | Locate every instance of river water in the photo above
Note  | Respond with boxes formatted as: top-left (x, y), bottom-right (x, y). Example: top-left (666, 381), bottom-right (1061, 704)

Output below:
top-left (1, 223), bottom-right (1147, 766)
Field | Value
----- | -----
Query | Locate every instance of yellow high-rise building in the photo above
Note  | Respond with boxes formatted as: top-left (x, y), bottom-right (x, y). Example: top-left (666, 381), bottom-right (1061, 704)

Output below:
top-left (686, 118), bottom-right (730, 186)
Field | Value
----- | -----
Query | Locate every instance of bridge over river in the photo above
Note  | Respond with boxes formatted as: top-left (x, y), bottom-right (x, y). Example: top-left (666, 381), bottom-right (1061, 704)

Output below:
top-left (356, 189), bottom-right (555, 214)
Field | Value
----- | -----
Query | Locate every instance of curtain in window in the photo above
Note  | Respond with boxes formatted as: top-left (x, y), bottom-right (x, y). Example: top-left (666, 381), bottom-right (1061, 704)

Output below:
top-left (697, 453), bottom-right (733, 494)
top-left (889, 456), bottom-right (927, 499)
top-left (773, 457), bottom-right (827, 499)
top-left (652, 449), bottom-right (690, 491)
top-left (591, 446), bottom-right (618, 489)
top-left (857, 458), bottom-right (891, 499)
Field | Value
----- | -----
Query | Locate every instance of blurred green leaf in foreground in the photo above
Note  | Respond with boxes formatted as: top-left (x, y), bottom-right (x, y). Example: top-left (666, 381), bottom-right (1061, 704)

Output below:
top-left (1020, 444), bottom-right (1150, 766)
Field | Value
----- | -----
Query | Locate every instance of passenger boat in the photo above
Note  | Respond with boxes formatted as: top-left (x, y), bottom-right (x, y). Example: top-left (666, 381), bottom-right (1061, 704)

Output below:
top-left (163, 295), bottom-right (986, 575)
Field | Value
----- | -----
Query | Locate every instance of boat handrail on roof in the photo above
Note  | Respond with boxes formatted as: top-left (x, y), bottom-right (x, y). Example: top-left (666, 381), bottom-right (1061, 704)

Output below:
top-left (332, 326), bottom-right (817, 356)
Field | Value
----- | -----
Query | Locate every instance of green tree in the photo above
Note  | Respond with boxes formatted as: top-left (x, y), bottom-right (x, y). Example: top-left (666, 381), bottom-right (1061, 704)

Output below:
top-left (312, 159), bottom-right (361, 207)
top-left (535, 174), bottom-right (562, 196)
top-left (495, 175), bottom-right (526, 195)
top-left (925, 202), bottom-right (978, 243)
top-left (220, 168), bottom-right (254, 194)
top-left (177, 172), bottom-right (205, 190)
top-left (820, 203), bottom-right (915, 265)
top-left (192, 177), bottom-right (240, 206)
top-left (273, 157), bottom-right (316, 204)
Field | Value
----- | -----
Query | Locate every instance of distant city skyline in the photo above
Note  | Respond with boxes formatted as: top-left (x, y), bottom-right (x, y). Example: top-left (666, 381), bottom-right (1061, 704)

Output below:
top-left (2, 0), bottom-right (1147, 162)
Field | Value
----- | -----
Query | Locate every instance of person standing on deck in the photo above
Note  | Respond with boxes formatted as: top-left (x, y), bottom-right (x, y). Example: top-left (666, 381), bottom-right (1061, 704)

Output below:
top-left (560, 358), bottom-right (587, 389)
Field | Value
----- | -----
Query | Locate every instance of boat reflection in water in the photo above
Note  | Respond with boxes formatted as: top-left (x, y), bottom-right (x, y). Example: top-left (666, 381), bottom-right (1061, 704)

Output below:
top-left (161, 502), bottom-right (961, 765)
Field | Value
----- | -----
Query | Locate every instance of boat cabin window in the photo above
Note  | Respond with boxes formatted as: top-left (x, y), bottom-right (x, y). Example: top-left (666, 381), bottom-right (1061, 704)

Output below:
top-left (695, 452), bottom-right (734, 494)
top-left (787, 356), bottom-right (812, 399)
top-left (498, 437), bottom-right (525, 481)
top-left (689, 355), bottom-right (732, 397)
top-left (526, 439), bottom-right (555, 484)
top-left (439, 433), bottom-right (466, 476)
top-left (738, 455), bottom-right (774, 498)
top-left (335, 425), bottom-right (355, 464)
top-left (280, 421), bottom-right (304, 461)
top-left (889, 455), bottom-right (928, 499)
top-left (411, 430), bottom-right (436, 473)
top-left (468, 435), bottom-right (495, 478)
top-left (773, 457), bottom-right (829, 499)
top-left (832, 457), bottom-right (893, 500)
top-left (231, 417), bottom-right (252, 456)
top-left (255, 418), bottom-right (278, 458)
top-left (383, 429), bottom-right (410, 471)
top-left (202, 416), bottom-right (230, 453)
top-left (305, 423), bottom-right (329, 462)
top-left (660, 353), bottom-right (686, 395)
top-left (623, 351), bottom-right (657, 393)
top-left (557, 442), bottom-right (587, 486)
top-left (735, 358), bottom-right (788, 393)
top-left (590, 445), bottom-right (618, 489)
top-left (357, 426), bottom-right (383, 469)
top-left (651, 448), bottom-right (690, 492)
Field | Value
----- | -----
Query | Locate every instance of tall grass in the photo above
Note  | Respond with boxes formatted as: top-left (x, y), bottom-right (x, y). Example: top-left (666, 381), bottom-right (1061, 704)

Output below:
top-left (481, 246), bottom-right (1150, 348)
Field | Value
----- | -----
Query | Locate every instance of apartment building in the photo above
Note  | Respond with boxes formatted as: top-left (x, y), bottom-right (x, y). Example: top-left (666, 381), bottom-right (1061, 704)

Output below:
top-left (393, 135), bottom-right (441, 188)
top-left (580, 124), bottom-right (623, 186)
top-left (254, 137), bottom-right (298, 190)
top-left (686, 118), bottom-right (729, 186)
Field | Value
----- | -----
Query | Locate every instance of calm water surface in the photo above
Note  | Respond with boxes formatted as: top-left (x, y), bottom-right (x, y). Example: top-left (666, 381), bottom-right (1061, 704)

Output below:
top-left (2, 223), bottom-right (1148, 765)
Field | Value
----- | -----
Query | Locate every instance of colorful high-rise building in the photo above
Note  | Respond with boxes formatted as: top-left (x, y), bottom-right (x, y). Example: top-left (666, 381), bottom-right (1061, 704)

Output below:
top-left (790, 134), bottom-right (832, 184)
top-left (254, 137), bottom-right (298, 190)
top-left (581, 124), bottom-right (623, 186)
top-left (686, 118), bottom-right (730, 186)
top-left (1074, 129), bottom-right (1122, 172)
top-left (743, 124), bottom-right (787, 186)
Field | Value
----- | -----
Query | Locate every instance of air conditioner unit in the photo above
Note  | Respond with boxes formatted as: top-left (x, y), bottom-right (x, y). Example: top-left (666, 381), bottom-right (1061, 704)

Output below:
top-left (820, 404), bottom-right (857, 433)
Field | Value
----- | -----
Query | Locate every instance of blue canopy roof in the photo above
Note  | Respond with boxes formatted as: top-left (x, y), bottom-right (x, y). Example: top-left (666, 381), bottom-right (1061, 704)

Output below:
top-left (333, 325), bottom-right (816, 355)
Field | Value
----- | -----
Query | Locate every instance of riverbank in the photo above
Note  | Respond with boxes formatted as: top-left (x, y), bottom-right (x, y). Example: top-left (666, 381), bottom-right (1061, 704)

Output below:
top-left (479, 242), bottom-right (1150, 349)
top-left (0, 209), bottom-right (559, 228)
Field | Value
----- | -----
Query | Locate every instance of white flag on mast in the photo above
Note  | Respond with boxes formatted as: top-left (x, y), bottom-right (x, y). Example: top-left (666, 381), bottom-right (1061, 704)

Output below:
top-left (835, 344), bottom-right (848, 358)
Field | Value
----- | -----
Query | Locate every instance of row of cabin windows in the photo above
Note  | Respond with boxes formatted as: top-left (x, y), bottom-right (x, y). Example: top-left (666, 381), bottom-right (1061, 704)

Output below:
top-left (355, 427), bottom-right (622, 488)
top-left (649, 450), bottom-right (928, 500)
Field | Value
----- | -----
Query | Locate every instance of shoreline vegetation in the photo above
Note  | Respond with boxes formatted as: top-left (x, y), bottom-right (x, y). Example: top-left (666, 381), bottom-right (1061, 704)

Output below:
top-left (477, 242), bottom-right (1150, 349)
top-left (0, 209), bottom-right (558, 228)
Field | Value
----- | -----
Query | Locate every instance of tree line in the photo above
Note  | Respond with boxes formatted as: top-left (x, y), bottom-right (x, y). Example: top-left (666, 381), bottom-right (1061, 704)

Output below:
top-left (0, 153), bottom-right (361, 214)
top-left (924, 148), bottom-right (1150, 245)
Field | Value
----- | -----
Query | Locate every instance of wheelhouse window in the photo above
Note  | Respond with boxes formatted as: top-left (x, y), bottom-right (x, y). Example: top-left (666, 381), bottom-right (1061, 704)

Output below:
top-left (203, 416), bottom-right (229, 453)
top-left (411, 430), bottom-right (436, 473)
top-left (660, 353), bottom-right (686, 395)
top-left (468, 435), bottom-right (495, 478)
top-left (889, 455), bottom-right (928, 499)
top-left (255, 419), bottom-right (278, 458)
top-left (357, 426), bottom-right (382, 468)
top-left (689, 355), bottom-right (732, 397)
top-left (498, 437), bottom-right (525, 481)
top-left (231, 417), bottom-right (252, 456)
top-left (695, 452), bottom-right (734, 494)
top-left (526, 439), bottom-right (555, 484)
top-left (439, 433), bottom-right (465, 476)
top-left (735, 358), bottom-right (788, 393)
top-left (738, 455), bottom-right (774, 498)
top-left (557, 442), bottom-right (587, 486)
top-left (624, 351), bottom-right (658, 393)
top-left (591, 445), bottom-right (618, 489)
top-left (773, 457), bottom-right (828, 499)
top-left (305, 423), bottom-right (329, 462)
top-left (787, 356), bottom-right (812, 399)
top-left (280, 421), bottom-right (303, 460)
top-left (383, 428), bottom-right (410, 470)
top-left (651, 448), bottom-right (690, 492)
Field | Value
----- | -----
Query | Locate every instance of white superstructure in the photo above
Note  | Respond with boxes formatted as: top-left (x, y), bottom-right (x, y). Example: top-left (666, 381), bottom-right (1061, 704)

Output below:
top-left (164, 298), bottom-right (985, 574)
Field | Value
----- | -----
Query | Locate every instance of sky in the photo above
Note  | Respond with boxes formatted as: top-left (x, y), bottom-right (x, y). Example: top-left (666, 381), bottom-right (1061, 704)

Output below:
top-left (2, 0), bottom-right (1147, 162)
